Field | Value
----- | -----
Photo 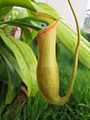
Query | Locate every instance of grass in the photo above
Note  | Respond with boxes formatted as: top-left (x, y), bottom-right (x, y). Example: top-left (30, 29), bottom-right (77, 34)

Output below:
top-left (0, 41), bottom-right (90, 120)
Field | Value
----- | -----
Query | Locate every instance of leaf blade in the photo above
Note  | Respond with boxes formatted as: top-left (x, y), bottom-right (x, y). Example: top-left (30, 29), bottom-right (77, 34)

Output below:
top-left (0, 33), bottom-right (38, 96)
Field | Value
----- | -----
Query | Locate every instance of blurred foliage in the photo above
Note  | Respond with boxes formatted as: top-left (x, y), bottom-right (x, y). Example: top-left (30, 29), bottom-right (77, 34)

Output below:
top-left (81, 30), bottom-right (90, 42)
top-left (0, 1), bottom-right (90, 120)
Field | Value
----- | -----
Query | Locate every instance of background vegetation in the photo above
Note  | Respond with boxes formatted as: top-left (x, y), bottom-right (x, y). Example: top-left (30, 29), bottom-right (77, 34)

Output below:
top-left (0, 41), bottom-right (90, 120)
top-left (0, 2), bottom-right (90, 120)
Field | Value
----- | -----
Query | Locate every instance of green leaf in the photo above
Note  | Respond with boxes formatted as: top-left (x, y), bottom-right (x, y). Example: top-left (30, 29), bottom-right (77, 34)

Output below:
top-left (0, 7), bottom-right (12, 17)
top-left (0, 33), bottom-right (38, 96)
top-left (0, 17), bottom-right (45, 31)
top-left (5, 60), bottom-right (15, 104)
top-left (0, 49), bottom-right (18, 104)
top-left (0, 0), bottom-right (36, 11)
top-left (22, 28), bottom-right (37, 45)
top-left (36, 2), bottom-right (59, 18)
top-left (0, 46), bottom-right (23, 80)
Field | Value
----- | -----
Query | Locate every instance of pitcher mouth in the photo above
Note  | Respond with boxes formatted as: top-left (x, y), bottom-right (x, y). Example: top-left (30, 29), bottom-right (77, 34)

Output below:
top-left (37, 19), bottom-right (59, 38)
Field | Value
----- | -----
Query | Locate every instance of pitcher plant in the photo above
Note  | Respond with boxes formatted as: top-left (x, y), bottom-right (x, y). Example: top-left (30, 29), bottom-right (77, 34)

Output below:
top-left (36, 0), bottom-right (80, 105)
